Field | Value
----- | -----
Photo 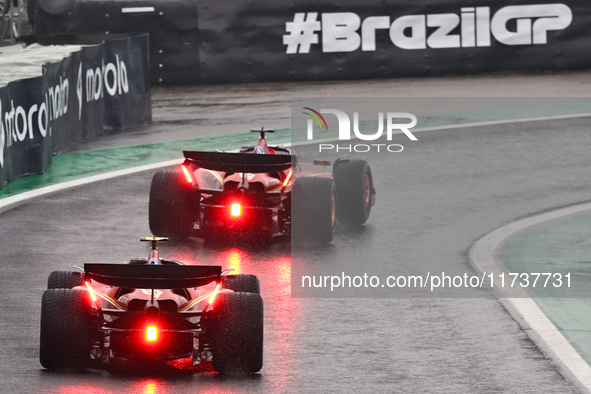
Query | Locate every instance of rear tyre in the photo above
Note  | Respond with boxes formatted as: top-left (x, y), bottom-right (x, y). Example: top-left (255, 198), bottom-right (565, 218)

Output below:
top-left (40, 289), bottom-right (92, 370)
top-left (292, 177), bottom-right (336, 244)
top-left (333, 160), bottom-right (374, 225)
top-left (47, 271), bottom-right (83, 289)
top-left (209, 292), bottom-right (264, 373)
top-left (149, 170), bottom-right (196, 240)
top-left (221, 275), bottom-right (260, 295)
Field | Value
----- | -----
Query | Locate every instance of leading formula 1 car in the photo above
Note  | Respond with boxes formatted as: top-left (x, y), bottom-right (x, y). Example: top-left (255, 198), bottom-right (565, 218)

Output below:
top-left (149, 129), bottom-right (376, 244)
top-left (39, 237), bottom-right (263, 373)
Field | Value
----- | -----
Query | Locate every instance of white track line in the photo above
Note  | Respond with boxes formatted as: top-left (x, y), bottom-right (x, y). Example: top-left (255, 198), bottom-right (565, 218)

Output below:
top-left (3, 111), bottom-right (591, 215)
top-left (470, 202), bottom-right (591, 393)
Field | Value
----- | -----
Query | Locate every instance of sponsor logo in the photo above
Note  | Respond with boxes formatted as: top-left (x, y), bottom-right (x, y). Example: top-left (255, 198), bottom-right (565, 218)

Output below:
top-left (284, 4), bottom-right (572, 53)
top-left (0, 96), bottom-right (50, 168)
top-left (0, 55), bottom-right (131, 169)
top-left (48, 76), bottom-right (69, 124)
top-left (76, 56), bottom-right (130, 120)
top-left (304, 107), bottom-right (417, 152)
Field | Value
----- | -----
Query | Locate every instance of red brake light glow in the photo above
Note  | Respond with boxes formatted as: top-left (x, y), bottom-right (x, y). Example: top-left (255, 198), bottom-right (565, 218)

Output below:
top-left (283, 170), bottom-right (292, 187)
top-left (85, 282), bottom-right (97, 302)
top-left (146, 326), bottom-right (158, 342)
top-left (181, 165), bottom-right (194, 183)
top-left (230, 203), bottom-right (241, 217)
top-left (208, 283), bottom-right (222, 305)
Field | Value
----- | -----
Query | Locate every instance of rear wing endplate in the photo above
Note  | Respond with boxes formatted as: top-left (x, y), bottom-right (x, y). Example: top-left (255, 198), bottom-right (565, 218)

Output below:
top-left (84, 264), bottom-right (221, 289)
top-left (184, 151), bottom-right (294, 173)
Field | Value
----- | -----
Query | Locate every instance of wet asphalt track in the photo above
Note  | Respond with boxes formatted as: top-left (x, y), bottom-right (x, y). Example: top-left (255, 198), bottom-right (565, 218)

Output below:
top-left (2, 115), bottom-right (591, 392)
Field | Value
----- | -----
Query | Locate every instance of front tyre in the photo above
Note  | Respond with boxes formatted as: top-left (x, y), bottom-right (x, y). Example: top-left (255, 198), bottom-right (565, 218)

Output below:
top-left (334, 160), bottom-right (374, 225)
top-left (40, 289), bottom-right (92, 370)
top-left (208, 292), bottom-right (264, 373)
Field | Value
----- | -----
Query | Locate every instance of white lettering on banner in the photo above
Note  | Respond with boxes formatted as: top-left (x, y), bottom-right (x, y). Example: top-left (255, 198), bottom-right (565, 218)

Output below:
top-left (1, 97), bottom-right (50, 159)
top-left (83, 57), bottom-right (130, 104)
top-left (77, 63), bottom-right (83, 120)
top-left (461, 8), bottom-right (475, 47)
top-left (104, 61), bottom-right (118, 95)
top-left (38, 98), bottom-right (48, 138)
top-left (322, 13), bottom-right (361, 53)
top-left (390, 15), bottom-right (426, 50)
top-left (283, 12), bottom-right (321, 54)
top-left (0, 55), bottom-right (132, 168)
top-left (361, 16), bottom-right (389, 51)
top-left (426, 14), bottom-right (460, 49)
top-left (48, 76), bottom-right (69, 122)
top-left (283, 4), bottom-right (573, 53)
top-left (490, 4), bottom-right (572, 45)
top-left (15, 106), bottom-right (27, 141)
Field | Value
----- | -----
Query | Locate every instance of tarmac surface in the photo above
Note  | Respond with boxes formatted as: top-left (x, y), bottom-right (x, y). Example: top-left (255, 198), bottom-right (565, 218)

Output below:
top-left (1, 72), bottom-right (591, 393)
top-left (72, 71), bottom-right (591, 151)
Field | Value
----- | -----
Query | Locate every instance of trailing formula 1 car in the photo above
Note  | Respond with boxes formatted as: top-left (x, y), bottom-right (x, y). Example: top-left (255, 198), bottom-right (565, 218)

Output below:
top-left (149, 129), bottom-right (376, 244)
top-left (40, 237), bottom-right (263, 373)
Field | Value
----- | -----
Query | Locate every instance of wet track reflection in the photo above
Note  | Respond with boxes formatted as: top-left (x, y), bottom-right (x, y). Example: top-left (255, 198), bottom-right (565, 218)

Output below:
top-left (2, 118), bottom-right (591, 392)
top-left (5, 198), bottom-right (306, 392)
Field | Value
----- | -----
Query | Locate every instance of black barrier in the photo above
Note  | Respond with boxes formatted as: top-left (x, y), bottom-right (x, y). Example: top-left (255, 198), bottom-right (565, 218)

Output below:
top-left (0, 77), bottom-right (52, 188)
top-left (102, 35), bottom-right (151, 130)
top-left (0, 34), bottom-right (151, 188)
top-left (29, 0), bottom-right (591, 84)
top-left (43, 46), bottom-right (103, 152)
top-left (197, 0), bottom-right (591, 83)
top-left (31, 0), bottom-right (200, 84)
top-left (41, 34), bottom-right (150, 153)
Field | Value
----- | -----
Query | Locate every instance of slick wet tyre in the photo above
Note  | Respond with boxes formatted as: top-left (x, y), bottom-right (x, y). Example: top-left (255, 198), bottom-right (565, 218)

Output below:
top-left (40, 289), bottom-right (92, 370)
top-left (209, 292), bottom-right (264, 373)
top-left (149, 170), bottom-right (195, 239)
top-left (333, 160), bottom-right (374, 225)
top-left (47, 271), bottom-right (83, 289)
top-left (221, 275), bottom-right (261, 295)
top-left (292, 177), bottom-right (336, 244)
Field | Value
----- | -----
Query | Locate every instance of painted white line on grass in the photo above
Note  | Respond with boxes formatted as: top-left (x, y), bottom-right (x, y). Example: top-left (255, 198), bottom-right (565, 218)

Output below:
top-left (470, 201), bottom-right (591, 393)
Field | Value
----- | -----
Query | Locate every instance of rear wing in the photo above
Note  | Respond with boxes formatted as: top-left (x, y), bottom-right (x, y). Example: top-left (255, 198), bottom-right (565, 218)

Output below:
top-left (84, 264), bottom-right (221, 289)
top-left (184, 151), bottom-right (294, 173)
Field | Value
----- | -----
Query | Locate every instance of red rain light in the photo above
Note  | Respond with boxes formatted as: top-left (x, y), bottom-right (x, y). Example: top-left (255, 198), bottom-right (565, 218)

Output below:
top-left (181, 165), bottom-right (194, 183)
top-left (230, 203), bottom-right (241, 217)
top-left (146, 326), bottom-right (158, 342)
top-left (85, 282), bottom-right (97, 302)
top-left (208, 283), bottom-right (221, 305)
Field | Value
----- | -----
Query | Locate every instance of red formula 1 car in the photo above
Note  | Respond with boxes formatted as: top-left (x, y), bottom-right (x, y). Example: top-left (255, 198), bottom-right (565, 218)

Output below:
top-left (149, 129), bottom-right (376, 244)
top-left (39, 237), bottom-right (263, 373)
